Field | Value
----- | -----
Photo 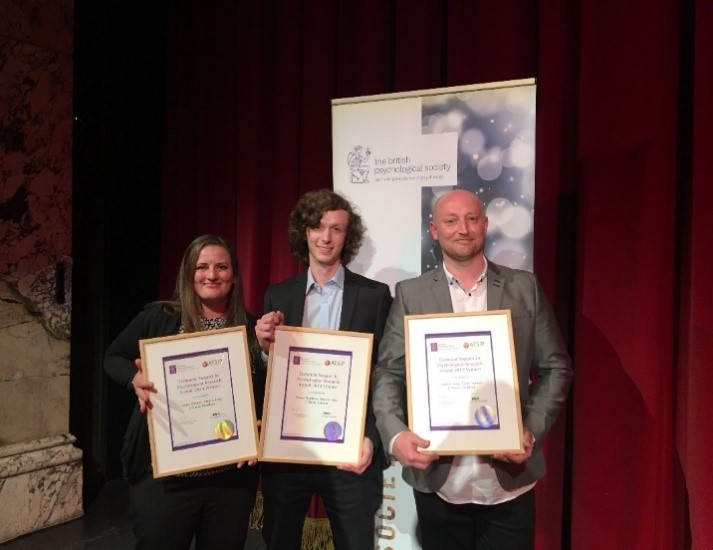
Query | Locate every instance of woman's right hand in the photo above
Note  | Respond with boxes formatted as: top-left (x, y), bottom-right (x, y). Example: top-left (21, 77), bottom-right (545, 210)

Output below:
top-left (131, 358), bottom-right (156, 413)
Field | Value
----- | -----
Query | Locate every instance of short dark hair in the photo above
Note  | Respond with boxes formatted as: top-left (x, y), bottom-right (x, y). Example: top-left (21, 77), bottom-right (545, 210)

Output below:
top-left (287, 189), bottom-right (364, 266)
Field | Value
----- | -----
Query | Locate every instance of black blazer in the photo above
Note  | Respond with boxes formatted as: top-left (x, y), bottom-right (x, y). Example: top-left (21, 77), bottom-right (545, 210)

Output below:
top-left (262, 267), bottom-right (393, 476)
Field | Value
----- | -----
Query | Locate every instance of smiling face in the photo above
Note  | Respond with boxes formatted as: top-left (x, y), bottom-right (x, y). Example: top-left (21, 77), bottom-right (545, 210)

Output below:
top-left (193, 244), bottom-right (234, 315)
top-left (429, 190), bottom-right (489, 264)
top-left (306, 209), bottom-right (349, 269)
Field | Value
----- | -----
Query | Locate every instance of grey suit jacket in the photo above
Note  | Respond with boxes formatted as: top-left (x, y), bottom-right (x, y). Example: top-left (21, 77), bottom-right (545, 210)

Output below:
top-left (371, 261), bottom-right (573, 492)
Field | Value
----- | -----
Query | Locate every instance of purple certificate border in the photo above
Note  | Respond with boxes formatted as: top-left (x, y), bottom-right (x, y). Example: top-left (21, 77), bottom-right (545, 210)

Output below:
top-left (162, 347), bottom-right (240, 451)
top-left (423, 331), bottom-right (500, 431)
top-left (280, 346), bottom-right (353, 443)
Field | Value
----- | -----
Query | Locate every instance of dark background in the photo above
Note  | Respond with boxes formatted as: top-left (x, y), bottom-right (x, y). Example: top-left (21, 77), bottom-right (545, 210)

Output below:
top-left (67, 1), bottom-right (712, 548)
top-left (71, 0), bottom-right (166, 490)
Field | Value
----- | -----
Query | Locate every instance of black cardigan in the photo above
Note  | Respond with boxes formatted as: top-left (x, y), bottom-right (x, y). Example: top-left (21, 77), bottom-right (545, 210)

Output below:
top-left (104, 303), bottom-right (265, 482)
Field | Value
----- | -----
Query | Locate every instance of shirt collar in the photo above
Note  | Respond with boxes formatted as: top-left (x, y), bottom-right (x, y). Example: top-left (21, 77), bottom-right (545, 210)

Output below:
top-left (442, 258), bottom-right (488, 288)
top-left (305, 264), bottom-right (345, 294)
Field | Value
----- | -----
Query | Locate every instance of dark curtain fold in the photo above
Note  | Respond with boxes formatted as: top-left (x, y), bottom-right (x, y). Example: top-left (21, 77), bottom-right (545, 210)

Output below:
top-left (158, 1), bottom-right (712, 547)
top-left (571, 1), bottom-right (681, 549)
top-left (680, 1), bottom-right (713, 548)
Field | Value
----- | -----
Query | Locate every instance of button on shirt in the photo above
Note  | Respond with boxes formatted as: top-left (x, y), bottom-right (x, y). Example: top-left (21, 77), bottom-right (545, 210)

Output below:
top-left (437, 261), bottom-right (536, 505)
top-left (303, 266), bottom-right (344, 331)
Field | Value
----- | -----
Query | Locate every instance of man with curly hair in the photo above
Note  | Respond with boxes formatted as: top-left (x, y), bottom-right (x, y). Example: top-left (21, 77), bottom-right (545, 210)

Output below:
top-left (256, 189), bottom-right (393, 550)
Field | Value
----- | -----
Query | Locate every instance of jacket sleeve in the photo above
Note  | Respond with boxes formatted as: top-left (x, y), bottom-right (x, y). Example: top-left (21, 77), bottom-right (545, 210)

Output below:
top-left (371, 282), bottom-right (410, 452)
top-left (103, 304), bottom-right (179, 482)
top-left (364, 283), bottom-right (393, 451)
top-left (522, 275), bottom-right (573, 440)
top-left (104, 309), bottom-right (152, 392)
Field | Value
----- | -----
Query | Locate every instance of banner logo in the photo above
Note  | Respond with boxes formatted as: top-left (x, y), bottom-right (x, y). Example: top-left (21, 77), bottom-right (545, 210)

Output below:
top-left (347, 145), bottom-right (371, 183)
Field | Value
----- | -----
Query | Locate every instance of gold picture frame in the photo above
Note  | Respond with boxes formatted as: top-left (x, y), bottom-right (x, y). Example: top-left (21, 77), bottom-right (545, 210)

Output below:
top-left (405, 310), bottom-right (524, 455)
top-left (140, 326), bottom-right (259, 477)
top-left (259, 326), bottom-right (373, 466)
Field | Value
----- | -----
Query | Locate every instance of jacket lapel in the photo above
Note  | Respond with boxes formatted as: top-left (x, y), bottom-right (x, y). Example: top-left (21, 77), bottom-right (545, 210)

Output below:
top-left (430, 267), bottom-right (454, 313)
top-left (486, 261), bottom-right (505, 310)
top-left (284, 272), bottom-right (308, 326)
top-left (339, 268), bottom-right (357, 330)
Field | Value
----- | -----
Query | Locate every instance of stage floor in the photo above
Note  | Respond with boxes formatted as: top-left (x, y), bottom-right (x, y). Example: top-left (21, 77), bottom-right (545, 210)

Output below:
top-left (3, 478), bottom-right (266, 549)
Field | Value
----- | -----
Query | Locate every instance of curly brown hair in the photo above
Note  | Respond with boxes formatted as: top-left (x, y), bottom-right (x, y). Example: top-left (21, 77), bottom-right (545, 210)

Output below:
top-left (287, 189), bottom-right (365, 265)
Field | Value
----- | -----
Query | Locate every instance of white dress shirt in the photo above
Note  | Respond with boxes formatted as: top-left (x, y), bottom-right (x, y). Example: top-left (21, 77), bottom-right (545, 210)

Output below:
top-left (436, 261), bottom-right (536, 505)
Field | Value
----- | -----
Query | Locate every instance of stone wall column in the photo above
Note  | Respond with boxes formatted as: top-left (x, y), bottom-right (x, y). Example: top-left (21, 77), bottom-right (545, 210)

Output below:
top-left (0, 0), bottom-right (78, 543)
top-left (0, 435), bottom-right (83, 543)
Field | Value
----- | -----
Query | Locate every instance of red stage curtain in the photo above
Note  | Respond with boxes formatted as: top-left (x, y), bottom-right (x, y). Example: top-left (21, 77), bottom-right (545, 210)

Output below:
top-left (159, 1), bottom-right (712, 548)
top-left (680, 1), bottom-right (713, 548)
top-left (572, 1), bottom-right (681, 549)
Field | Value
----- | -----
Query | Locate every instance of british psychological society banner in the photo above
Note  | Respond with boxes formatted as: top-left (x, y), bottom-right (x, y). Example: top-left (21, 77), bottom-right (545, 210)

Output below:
top-left (331, 78), bottom-right (537, 549)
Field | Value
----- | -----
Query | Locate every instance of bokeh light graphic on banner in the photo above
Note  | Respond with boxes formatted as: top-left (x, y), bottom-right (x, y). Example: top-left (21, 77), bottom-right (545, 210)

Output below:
top-left (421, 86), bottom-right (535, 273)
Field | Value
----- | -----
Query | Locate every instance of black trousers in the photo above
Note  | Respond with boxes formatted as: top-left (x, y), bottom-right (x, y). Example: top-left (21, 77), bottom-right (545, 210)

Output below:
top-left (413, 488), bottom-right (536, 550)
top-left (261, 468), bottom-right (381, 550)
top-left (129, 467), bottom-right (258, 550)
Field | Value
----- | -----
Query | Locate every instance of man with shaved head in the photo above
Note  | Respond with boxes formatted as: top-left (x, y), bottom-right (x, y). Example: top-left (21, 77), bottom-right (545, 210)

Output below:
top-left (372, 188), bottom-right (573, 549)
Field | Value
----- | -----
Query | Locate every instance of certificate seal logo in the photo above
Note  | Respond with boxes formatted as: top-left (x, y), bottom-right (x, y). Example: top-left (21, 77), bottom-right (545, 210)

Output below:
top-left (323, 421), bottom-right (343, 441)
top-left (474, 405), bottom-right (497, 428)
top-left (214, 419), bottom-right (236, 440)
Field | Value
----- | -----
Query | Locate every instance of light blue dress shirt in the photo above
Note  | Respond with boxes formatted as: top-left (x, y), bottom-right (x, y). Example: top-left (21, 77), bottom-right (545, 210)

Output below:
top-left (302, 265), bottom-right (345, 330)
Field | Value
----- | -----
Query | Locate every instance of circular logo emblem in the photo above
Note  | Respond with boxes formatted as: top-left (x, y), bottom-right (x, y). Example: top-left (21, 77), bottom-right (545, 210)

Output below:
top-left (474, 405), bottom-right (497, 428)
top-left (323, 421), bottom-right (343, 441)
top-left (214, 419), bottom-right (236, 440)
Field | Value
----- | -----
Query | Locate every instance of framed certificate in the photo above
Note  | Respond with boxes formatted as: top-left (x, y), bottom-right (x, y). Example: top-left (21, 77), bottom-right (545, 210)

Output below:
top-left (405, 310), bottom-right (524, 455)
top-left (259, 326), bottom-right (373, 466)
top-left (139, 326), bottom-right (259, 477)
